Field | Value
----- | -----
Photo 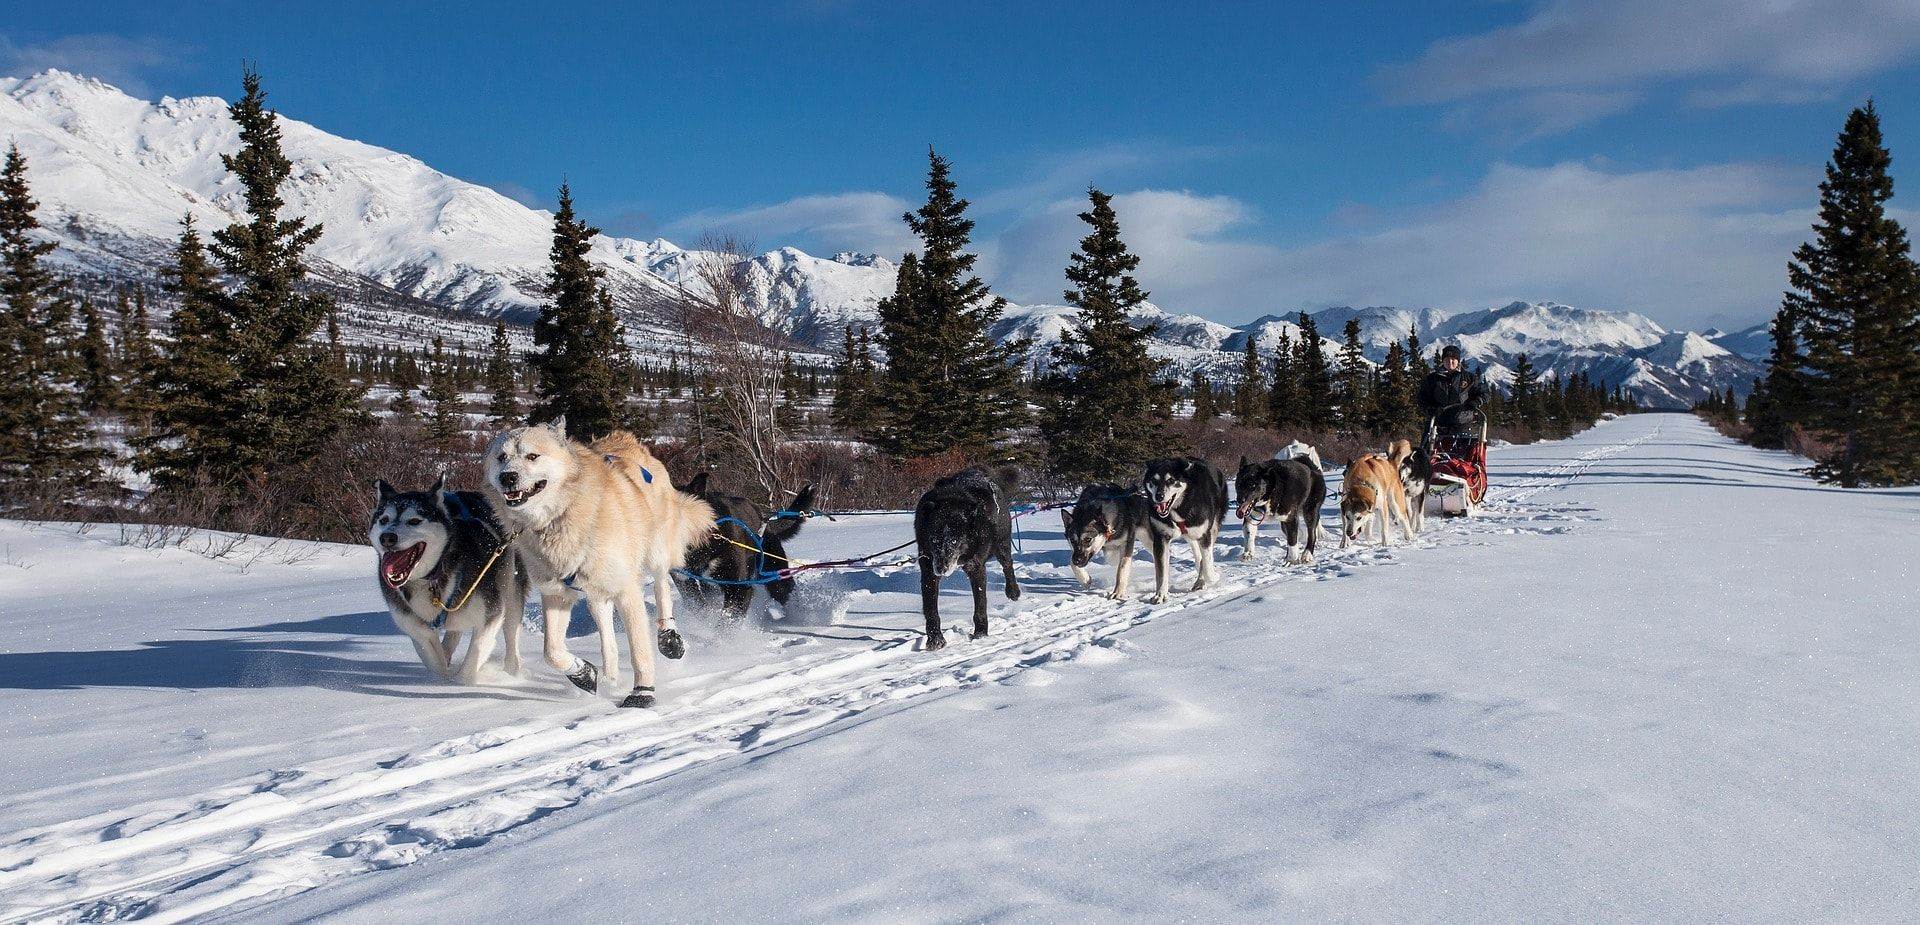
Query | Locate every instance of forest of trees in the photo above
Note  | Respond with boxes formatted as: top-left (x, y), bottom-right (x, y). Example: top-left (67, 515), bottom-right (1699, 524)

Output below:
top-left (0, 68), bottom-right (1652, 537)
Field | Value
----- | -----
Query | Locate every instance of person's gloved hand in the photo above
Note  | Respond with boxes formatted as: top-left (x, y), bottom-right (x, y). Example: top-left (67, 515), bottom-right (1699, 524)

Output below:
top-left (1449, 407), bottom-right (1475, 427)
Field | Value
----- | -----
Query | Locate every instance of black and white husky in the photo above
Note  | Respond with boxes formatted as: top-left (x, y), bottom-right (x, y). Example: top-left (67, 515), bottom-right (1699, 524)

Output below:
top-left (675, 474), bottom-right (816, 622)
top-left (1060, 483), bottom-right (1155, 600)
top-left (915, 469), bottom-right (1022, 650)
top-left (369, 476), bottom-right (529, 684)
top-left (1392, 438), bottom-right (1432, 534)
top-left (1235, 440), bottom-right (1328, 563)
top-left (1140, 456), bottom-right (1229, 603)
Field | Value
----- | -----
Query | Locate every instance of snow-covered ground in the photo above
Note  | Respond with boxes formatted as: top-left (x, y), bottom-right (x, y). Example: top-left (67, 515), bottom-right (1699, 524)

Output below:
top-left (1, 413), bottom-right (1915, 922)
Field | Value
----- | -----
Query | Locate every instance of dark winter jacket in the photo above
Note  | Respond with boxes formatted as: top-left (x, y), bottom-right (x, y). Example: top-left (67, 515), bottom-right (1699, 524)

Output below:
top-left (1418, 367), bottom-right (1486, 433)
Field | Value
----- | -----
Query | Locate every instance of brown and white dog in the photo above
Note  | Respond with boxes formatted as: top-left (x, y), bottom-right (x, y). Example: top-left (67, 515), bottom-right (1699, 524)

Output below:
top-left (1341, 443), bottom-right (1417, 548)
top-left (483, 417), bottom-right (715, 708)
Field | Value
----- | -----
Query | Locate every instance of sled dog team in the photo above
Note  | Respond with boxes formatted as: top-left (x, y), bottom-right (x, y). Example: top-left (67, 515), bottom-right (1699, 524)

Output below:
top-left (371, 419), bottom-right (1429, 708)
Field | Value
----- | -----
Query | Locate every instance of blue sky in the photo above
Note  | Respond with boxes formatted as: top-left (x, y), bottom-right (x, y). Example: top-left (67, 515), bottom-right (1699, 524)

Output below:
top-left (9, 1), bottom-right (1920, 330)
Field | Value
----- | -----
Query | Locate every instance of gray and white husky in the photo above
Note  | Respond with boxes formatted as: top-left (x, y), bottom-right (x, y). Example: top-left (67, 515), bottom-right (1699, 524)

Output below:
top-left (369, 476), bottom-right (529, 684)
top-left (1060, 483), bottom-right (1155, 600)
top-left (1235, 441), bottom-right (1328, 563)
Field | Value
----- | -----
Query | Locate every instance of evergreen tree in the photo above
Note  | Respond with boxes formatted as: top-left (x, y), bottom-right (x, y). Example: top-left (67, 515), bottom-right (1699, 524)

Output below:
top-left (1267, 327), bottom-right (1300, 431)
top-left (75, 297), bottom-right (117, 413)
top-left (1786, 102), bottom-right (1920, 485)
top-left (115, 289), bottom-right (160, 428)
top-left (424, 336), bottom-right (462, 443)
top-left (205, 68), bottom-right (362, 474)
top-left (139, 216), bottom-right (238, 486)
top-left (1233, 336), bottom-right (1266, 420)
top-left (1372, 339), bottom-right (1414, 435)
top-left (1745, 306), bottom-right (1803, 448)
top-left (830, 326), bottom-right (879, 434)
top-left (1190, 371), bottom-right (1218, 423)
top-left (1335, 318), bottom-right (1370, 432)
top-left (529, 183), bottom-right (627, 439)
top-left (0, 143), bottom-right (100, 499)
top-left (1407, 324), bottom-right (1430, 382)
top-left (484, 321), bottom-right (520, 424)
top-left (1040, 188), bottom-right (1172, 477)
top-left (874, 149), bottom-right (1029, 458)
top-left (1509, 353), bottom-right (1540, 431)
top-left (1294, 312), bottom-right (1335, 432)
top-left (389, 352), bottom-right (422, 417)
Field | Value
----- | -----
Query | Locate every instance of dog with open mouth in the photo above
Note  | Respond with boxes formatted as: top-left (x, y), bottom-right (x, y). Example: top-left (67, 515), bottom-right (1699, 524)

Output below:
top-left (484, 418), bottom-right (716, 708)
top-left (1140, 456), bottom-right (1229, 604)
top-left (369, 475), bottom-right (528, 683)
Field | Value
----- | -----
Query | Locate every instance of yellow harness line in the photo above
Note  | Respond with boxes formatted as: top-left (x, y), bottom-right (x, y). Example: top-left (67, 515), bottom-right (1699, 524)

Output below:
top-left (710, 530), bottom-right (804, 566)
top-left (430, 537), bottom-right (516, 614)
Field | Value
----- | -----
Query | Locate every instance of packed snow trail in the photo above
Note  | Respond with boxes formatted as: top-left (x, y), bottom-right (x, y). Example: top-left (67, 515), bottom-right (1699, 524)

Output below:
top-left (2, 414), bottom-right (1915, 922)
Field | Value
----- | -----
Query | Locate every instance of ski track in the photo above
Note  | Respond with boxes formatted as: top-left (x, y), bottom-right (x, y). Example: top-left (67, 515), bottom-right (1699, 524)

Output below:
top-left (0, 425), bottom-right (1655, 924)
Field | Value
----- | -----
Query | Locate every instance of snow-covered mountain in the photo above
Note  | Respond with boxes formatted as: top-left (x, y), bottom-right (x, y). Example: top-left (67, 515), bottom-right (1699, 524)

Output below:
top-left (4, 69), bottom-right (1758, 407)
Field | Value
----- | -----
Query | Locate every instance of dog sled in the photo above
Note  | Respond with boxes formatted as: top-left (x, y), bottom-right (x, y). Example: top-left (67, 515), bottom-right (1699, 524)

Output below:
top-left (1424, 417), bottom-right (1488, 517)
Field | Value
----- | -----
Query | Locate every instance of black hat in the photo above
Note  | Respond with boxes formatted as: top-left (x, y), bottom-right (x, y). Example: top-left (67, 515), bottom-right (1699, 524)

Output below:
top-left (1440, 344), bottom-right (1462, 360)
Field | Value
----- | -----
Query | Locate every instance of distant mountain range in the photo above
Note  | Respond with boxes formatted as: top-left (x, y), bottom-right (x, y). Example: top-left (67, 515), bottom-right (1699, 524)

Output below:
top-left (3, 69), bottom-right (1765, 408)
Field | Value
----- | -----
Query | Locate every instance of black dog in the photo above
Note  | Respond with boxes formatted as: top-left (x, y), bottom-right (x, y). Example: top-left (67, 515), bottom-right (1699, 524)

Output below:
top-left (675, 474), bottom-right (816, 621)
top-left (914, 469), bottom-right (1021, 650)
top-left (1060, 483), bottom-right (1155, 600)
top-left (1141, 457), bottom-right (1229, 603)
top-left (1234, 444), bottom-right (1328, 564)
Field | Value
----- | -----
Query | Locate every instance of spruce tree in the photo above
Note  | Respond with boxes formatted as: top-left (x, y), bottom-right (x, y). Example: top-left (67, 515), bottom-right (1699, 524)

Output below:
top-left (389, 352), bottom-right (422, 418)
top-left (484, 321), bottom-right (520, 425)
top-left (1335, 318), bottom-right (1370, 432)
top-left (529, 183), bottom-right (627, 439)
top-left (116, 289), bottom-right (160, 429)
top-left (1372, 339), bottom-right (1414, 435)
top-left (1509, 353), bottom-right (1540, 432)
top-left (424, 336), bottom-right (463, 443)
top-left (875, 149), bottom-right (1029, 459)
top-left (139, 216), bottom-right (239, 486)
top-left (206, 68), bottom-right (362, 474)
top-left (1190, 371), bottom-right (1218, 423)
top-left (1040, 188), bottom-right (1172, 477)
top-left (830, 326), bottom-right (879, 434)
top-left (76, 297), bottom-right (117, 413)
top-left (0, 144), bottom-right (100, 500)
top-left (1745, 305), bottom-right (1803, 448)
top-left (1407, 324), bottom-right (1431, 381)
top-left (1233, 337), bottom-right (1266, 420)
top-left (1784, 102), bottom-right (1920, 485)
top-left (1295, 312), bottom-right (1335, 432)
top-left (1267, 327), bottom-right (1300, 431)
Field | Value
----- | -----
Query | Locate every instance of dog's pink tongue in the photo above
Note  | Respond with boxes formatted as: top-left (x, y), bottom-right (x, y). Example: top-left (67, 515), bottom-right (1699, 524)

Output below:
top-left (381, 545), bottom-right (422, 584)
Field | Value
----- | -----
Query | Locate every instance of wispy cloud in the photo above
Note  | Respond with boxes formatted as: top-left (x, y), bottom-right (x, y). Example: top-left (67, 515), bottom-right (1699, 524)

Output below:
top-left (0, 33), bottom-right (184, 97)
top-left (665, 191), bottom-right (918, 258)
top-left (1379, 0), bottom-right (1920, 137)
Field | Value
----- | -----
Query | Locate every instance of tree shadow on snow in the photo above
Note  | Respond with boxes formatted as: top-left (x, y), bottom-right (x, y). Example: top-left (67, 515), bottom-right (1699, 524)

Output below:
top-left (0, 609), bottom-right (548, 700)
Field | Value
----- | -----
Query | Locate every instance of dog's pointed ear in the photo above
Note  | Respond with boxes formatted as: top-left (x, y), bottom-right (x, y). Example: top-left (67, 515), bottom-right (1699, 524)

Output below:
top-left (375, 479), bottom-right (395, 504)
top-left (1059, 508), bottom-right (1072, 532)
top-left (684, 472), bottom-right (709, 495)
top-left (431, 472), bottom-right (447, 496)
top-left (545, 414), bottom-right (568, 437)
top-left (790, 484), bottom-right (816, 512)
top-left (1238, 455), bottom-right (1249, 470)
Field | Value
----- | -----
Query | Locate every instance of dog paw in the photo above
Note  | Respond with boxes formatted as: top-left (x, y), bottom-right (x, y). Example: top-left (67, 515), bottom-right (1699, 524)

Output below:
top-left (1240, 552), bottom-right (1255, 561)
top-left (925, 632), bottom-right (947, 652)
top-left (618, 686), bottom-right (656, 709)
top-left (1107, 589), bottom-right (1129, 601)
top-left (658, 628), bottom-right (686, 660)
top-left (1150, 592), bottom-right (1170, 605)
top-left (565, 661), bottom-right (599, 693)
top-left (1006, 584), bottom-right (1022, 601)
top-left (971, 628), bottom-right (990, 640)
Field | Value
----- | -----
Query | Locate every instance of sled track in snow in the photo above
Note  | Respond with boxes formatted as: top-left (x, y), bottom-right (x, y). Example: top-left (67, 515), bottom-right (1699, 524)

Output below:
top-left (0, 425), bottom-right (1656, 923)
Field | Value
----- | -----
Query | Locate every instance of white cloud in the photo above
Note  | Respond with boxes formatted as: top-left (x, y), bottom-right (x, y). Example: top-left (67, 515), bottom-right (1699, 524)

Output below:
top-left (1381, 0), bottom-right (1920, 136)
top-left (0, 33), bottom-right (181, 97)
top-left (984, 161), bottom-right (1819, 332)
top-left (665, 191), bottom-right (917, 258)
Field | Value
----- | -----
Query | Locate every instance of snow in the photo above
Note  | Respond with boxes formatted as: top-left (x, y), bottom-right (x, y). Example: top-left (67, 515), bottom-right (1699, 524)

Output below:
top-left (6, 68), bottom-right (1763, 406)
top-left (2, 414), bottom-right (1915, 921)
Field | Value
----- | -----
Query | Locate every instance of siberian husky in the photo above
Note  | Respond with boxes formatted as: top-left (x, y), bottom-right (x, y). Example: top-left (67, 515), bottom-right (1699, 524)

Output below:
top-left (1060, 483), bottom-right (1155, 600)
top-left (1234, 441), bottom-right (1328, 564)
top-left (369, 475), bottom-right (528, 683)
top-left (914, 469), bottom-right (1021, 651)
top-left (1140, 456), bottom-right (1229, 603)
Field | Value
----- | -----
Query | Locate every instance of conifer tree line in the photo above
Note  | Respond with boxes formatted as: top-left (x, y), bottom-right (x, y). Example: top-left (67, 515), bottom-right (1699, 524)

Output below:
top-left (1742, 102), bottom-right (1920, 486)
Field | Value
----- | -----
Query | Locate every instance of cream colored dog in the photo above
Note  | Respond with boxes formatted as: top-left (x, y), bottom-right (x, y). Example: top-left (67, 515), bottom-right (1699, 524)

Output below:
top-left (483, 417), bottom-right (714, 708)
top-left (1341, 443), bottom-right (1417, 549)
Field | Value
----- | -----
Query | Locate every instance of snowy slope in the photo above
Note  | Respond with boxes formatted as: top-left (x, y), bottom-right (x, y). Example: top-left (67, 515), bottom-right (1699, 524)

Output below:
top-left (2, 415), bottom-right (1916, 921)
top-left (4, 69), bottom-right (1762, 405)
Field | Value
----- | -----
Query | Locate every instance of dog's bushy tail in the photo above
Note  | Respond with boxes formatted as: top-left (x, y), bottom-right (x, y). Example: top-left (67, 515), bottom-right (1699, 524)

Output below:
top-left (762, 484), bottom-right (816, 543)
